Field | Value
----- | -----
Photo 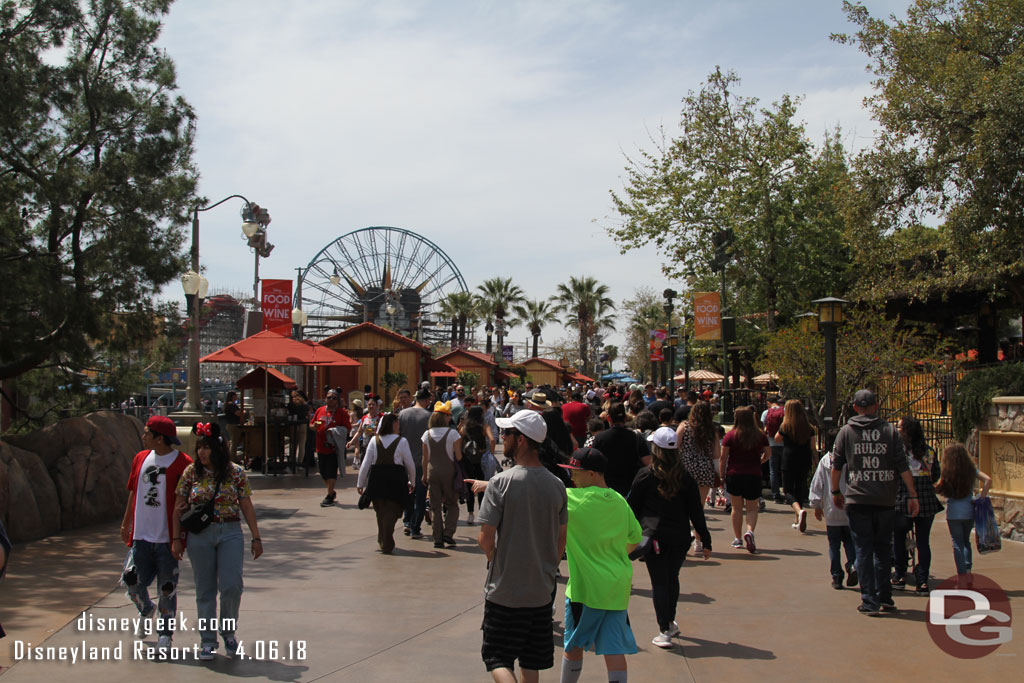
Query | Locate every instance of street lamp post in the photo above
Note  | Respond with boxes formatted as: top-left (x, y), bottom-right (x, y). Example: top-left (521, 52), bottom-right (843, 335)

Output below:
top-left (663, 288), bottom-right (676, 393)
top-left (183, 195), bottom-right (270, 414)
top-left (813, 296), bottom-right (848, 440)
top-left (181, 270), bottom-right (209, 414)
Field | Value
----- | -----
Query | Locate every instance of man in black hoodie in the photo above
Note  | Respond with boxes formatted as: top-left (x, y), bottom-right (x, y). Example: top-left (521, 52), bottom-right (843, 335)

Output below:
top-left (831, 390), bottom-right (919, 616)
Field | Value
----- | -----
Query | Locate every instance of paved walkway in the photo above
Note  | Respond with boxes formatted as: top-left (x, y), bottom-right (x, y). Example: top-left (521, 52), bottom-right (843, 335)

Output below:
top-left (1, 466), bottom-right (1021, 681)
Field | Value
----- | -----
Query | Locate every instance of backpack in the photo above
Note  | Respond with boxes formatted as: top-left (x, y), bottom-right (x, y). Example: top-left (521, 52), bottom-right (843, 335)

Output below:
top-left (764, 406), bottom-right (785, 441)
top-left (462, 437), bottom-right (482, 465)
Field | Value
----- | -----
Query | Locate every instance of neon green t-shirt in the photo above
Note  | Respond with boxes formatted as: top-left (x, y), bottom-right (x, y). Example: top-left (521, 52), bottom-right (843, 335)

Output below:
top-left (565, 486), bottom-right (643, 610)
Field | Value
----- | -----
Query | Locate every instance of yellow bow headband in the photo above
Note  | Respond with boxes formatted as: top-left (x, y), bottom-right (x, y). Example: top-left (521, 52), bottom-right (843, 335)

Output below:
top-left (433, 401), bottom-right (452, 414)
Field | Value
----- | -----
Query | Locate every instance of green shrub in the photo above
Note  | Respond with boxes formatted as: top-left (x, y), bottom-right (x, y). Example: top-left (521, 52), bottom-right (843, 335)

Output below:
top-left (952, 363), bottom-right (1024, 440)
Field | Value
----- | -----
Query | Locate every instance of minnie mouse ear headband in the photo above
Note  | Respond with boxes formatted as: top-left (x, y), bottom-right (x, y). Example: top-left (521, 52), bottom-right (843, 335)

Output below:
top-left (192, 421), bottom-right (222, 440)
top-left (433, 401), bottom-right (452, 414)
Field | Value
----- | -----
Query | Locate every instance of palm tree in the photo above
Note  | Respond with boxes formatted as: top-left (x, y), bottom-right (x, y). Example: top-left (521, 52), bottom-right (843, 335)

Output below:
top-left (477, 277), bottom-right (525, 356)
top-left (551, 275), bottom-right (616, 369)
top-left (475, 296), bottom-right (497, 353)
top-left (439, 291), bottom-right (476, 348)
top-left (511, 299), bottom-right (558, 359)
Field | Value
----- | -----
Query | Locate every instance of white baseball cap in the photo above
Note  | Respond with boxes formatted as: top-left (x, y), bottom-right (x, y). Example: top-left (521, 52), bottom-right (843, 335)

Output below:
top-left (647, 426), bottom-right (677, 450)
top-left (495, 410), bottom-right (548, 443)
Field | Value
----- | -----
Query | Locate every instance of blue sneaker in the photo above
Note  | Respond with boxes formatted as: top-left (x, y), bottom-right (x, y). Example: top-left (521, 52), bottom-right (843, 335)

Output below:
top-left (224, 637), bottom-right (239, 658)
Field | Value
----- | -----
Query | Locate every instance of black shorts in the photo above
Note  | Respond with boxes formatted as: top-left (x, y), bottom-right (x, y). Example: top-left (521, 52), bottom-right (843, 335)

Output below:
top-left (481, 599), bottom-right (554, 672)
top-left (317, 452), bottom-right (338, 480)
top-left (726, 474), bottom-right (762, 501)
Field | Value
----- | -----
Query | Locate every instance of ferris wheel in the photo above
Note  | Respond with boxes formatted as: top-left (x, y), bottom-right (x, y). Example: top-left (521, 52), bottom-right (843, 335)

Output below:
top-left (299, 226), bottom-right (468, 344)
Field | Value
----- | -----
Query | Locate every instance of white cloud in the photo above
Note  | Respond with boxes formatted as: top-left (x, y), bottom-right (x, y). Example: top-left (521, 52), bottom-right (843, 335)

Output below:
top-left (158, 0), bottom-right (906, 357)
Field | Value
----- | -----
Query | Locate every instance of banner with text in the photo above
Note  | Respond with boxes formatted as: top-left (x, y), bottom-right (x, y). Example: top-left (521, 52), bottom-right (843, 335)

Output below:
top-left (261, 279), bottom-right (293, 333)
top-left (649, 329), bottom-right (666, 362)
top-left (693, 292), bottom-right (721, 341)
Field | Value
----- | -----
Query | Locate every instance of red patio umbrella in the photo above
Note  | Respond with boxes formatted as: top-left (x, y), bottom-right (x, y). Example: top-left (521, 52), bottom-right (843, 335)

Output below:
top-left (201, 330), bottom-right (360, 473)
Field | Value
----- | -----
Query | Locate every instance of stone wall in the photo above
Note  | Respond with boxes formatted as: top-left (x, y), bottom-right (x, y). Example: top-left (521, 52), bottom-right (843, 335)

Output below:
top-left (0, 412), bottom-right (143, 543)
top-left (974, 397), bottom-right (1024, 541)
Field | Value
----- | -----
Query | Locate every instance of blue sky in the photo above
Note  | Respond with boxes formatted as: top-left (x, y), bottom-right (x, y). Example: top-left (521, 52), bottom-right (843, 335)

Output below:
top-left (158, 0), bottom-right (910, 354)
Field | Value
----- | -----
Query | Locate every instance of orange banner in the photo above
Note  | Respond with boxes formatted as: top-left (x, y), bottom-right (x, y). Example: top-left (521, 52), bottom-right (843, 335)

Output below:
top-left (693, 292), bottom-right (721, 341)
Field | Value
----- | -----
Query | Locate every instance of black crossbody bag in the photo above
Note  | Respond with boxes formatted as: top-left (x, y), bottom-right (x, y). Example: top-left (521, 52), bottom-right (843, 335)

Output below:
top-left (180, 479), bottom-right (222, 534)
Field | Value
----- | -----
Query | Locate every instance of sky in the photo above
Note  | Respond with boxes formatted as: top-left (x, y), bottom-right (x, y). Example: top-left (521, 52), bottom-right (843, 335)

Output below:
top-left (157, 0), bottom-right (911, 359)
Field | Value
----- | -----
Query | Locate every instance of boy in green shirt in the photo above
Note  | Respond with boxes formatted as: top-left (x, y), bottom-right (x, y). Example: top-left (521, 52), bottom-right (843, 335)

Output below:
top-left (558, 447), bottom-right (643, 683)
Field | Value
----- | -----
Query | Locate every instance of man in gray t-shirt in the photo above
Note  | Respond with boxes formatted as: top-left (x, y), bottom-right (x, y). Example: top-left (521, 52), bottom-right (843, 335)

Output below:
top-left (477, 410), bottom-right (567, 678)
top-left (400, 389), bottom-right (433, 537)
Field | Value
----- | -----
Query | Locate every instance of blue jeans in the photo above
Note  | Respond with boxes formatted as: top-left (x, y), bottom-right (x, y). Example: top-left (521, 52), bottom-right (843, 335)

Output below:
top-left (846, 506), bottom-right (895, 610)
top-left (947, 518), bottom-right (974, 575)
top-left (128, 540), bottom-right (179, 636)
top-left (769, 445), bottom-right (783, 497)
top-left (826, 525), bottom-right (856, 582)
top-left (893, 513), bottom-right (934, 585)
top-left (186, 521), bottom-right (244, 647)
top-left (403, 479), bottom-right (428, 534)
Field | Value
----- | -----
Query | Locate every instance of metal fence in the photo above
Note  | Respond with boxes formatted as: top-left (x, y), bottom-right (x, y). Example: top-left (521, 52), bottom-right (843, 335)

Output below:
top-left (879, 361), bottom-right (1021, 457)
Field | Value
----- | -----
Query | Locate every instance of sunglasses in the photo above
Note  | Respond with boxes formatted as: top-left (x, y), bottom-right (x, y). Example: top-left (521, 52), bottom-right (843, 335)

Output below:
top-left (501, 428), bottom-right (521, 438)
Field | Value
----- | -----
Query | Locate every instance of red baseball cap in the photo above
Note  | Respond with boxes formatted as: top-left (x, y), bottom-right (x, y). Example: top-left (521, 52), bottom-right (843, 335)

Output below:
top-left (146, 415), bottom-right (181, 445)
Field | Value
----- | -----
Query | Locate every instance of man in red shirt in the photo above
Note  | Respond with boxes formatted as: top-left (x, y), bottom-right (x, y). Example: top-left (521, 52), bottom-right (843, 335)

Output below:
top-left (561, 391), bottom-right (592, 446)
top-left (120, 415), bottom-right (192, 651)
top-left (310, 389), bottom-right (352, 507)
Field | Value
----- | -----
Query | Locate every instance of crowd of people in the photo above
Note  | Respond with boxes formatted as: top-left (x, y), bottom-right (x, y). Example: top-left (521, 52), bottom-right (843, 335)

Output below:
top-left (117, 380), bottom-right (993, 678)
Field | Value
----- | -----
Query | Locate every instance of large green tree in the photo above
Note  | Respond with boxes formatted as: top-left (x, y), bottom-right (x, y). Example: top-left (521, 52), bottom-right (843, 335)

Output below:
top-left (0, 0), bottom-right (198, 382)
top-left (551, 275), bottom-right (615, 369)
top-left (836, 0), bottom-right (1024, 294)
top-left (609, 68), bottom-right (852, 331)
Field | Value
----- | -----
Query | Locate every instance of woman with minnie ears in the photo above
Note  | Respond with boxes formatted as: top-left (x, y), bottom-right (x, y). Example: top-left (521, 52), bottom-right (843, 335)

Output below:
top-left (172, 422), bottom-right (262, 661)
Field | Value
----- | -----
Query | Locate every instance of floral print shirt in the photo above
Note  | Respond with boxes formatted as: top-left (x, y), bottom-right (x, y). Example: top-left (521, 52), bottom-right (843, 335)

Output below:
top-left (175, 462), bottom-right (252, 522)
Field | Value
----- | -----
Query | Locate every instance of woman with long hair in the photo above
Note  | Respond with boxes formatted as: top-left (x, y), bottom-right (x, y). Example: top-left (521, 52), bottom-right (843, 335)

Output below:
top-left (501, 390), bottom-right (524, 417)
top-left (935, 443), bottom-right (992, 589)
top-left (421, 404), bottom-right (463, 548)
top-left (891, 417), bottom-right (944, 593)
top-left (357, 412), bottom-right (416, 554)
top-left (720, 406), bottom-right (770, 553)
top-left (778, 400), bottom-right (817, 533)
top-left (172, 422), bottom-right (262, 661)
top-left (459, 405), bottom-right (494, 524)
top-left (676, 401), bottom-right (719, 519)
top-left (627, 427), bottom-right (711, 648)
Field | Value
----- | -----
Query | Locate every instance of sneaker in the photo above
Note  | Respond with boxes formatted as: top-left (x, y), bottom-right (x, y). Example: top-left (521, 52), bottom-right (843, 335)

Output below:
top-left (157, 634), bottom-right (172, 651)
top-left (199, 645), bottom-right (215, 661)
top-left (731, 538), bottom-right (744, 548)
top-left (857, 604), bottom-right (880, 617)
top-left (758, 498), bottom-right (766, 512)
top-left (224, 637), bottom-right (239, 658)
top-left (743, 531), bottom-right (756, 554)
top-left (891, 576), bottom-right (906, 590)
top-left (651, 631), bottom-right (673, 649)
top-left (134, 605), bottom-right (155, 637)
top-left (831, 577), bottom-right (844, 590)
top-left (320, 495), bottom-right (333, 507)
top-left (797, 509), bottom-right (807, 532)
top-left (411, 531), bottom-right (423, 539)
top-left (443, 536), bottom-right (457, 548)
top-left (403, 527), bottom-right (411, 536)
top-left (846, 567), bottom-right (859, 587)
top-left (466, 514), bottom-right (475, 525)
top-left (433, 540), bottom-right (444, 549)
top-left (879, 599), bottom-right (897, 613)
top-left (666, 621), bottom-right (681, 637)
